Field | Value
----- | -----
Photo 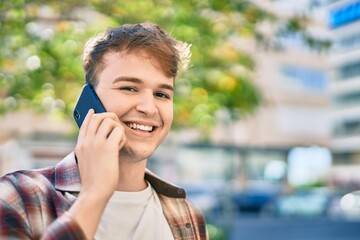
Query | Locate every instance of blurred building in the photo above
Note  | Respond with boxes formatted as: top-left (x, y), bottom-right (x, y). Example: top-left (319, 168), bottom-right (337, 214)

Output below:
top-left (149, 1), bottom-right (333, 194)
top-left (326, 0), bottom-right (360, 187)
top-left (160, 3), bottom-right (333, 214)
top-left (192, 1), bottom-right (332, 187)
top-left (327, 0), bottom-right (360, 163)
top-left (0, 111), bottom-right (75, 173)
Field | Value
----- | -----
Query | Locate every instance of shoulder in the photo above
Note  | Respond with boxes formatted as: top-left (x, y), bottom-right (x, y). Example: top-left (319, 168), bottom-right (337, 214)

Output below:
top-left (157, 192), bottom-right (208, 239)
top-left (145, 169), bottom-right (186, 198)
top-left (1, 167), bottom-right (55, 186)
top-left (0, 167), bottom-right (56, 203)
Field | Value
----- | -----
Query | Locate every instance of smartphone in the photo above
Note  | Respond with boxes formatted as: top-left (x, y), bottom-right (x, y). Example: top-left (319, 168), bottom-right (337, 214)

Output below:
top-left (73, 84), bottom-right (107, 128)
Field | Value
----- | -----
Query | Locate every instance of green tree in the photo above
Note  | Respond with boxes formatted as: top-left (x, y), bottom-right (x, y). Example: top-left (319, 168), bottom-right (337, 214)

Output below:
top-left (0, 0), bottom-right (330, 133)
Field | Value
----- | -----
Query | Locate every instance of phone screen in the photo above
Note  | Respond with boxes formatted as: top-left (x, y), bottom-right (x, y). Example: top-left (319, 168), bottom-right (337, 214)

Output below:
top-left (73, 84), bottom-right (107, 128)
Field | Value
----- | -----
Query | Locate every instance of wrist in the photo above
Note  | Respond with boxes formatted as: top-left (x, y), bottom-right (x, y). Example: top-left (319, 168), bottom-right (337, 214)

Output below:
top-left (68, 191), bottom-right (111, 239)
top-left (78, 188), bottom-right (113, 206)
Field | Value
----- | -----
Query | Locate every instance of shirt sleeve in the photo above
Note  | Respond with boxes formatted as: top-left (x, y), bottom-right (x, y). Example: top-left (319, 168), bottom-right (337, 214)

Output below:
top-left (41, 212), bottom-right (86, 240)
top-left (0, 199), bottom-right (86, 240)
top-left (0, 170), bottom-right (87, 240)
top-left (0, 198), bottom-right (32, 239)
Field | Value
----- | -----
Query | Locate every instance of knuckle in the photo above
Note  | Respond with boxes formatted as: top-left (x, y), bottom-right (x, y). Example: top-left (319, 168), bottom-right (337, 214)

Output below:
top-left (109, 112), bottom-right (117, 117)
top-left (104, 117), bottom-right (114, 125)
top-left (92, 113), bottom-right (102, 121)
top-left (107, 112), bottom-right (119, 121)
top-left (116, 122), bottom-right (124, 130)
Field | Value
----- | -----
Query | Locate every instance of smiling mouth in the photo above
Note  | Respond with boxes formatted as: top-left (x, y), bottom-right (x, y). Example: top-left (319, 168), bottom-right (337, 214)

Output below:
top-left (126, 122), bottom-right (155, 132)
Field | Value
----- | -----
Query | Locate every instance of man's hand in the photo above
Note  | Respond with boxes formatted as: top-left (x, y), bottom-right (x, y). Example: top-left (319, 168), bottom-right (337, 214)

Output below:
top-left (75, 109), bottom-right (125, 199)
top-left (69, 109), bottom-right (126, 239)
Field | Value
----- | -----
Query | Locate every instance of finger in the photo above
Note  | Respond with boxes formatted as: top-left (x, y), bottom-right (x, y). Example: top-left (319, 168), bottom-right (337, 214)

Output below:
top-left (86, 113), bottom-right (105, 138)
top-left (107, 125), bottom-right (126, 148)
top-left (96, 118), bottom-right (118, 139)
top-left (99, 112), bottom-right (120, 123)
top-left (87, 112), bottom-right (120, 137)
top-left (78, 109), bottom-right (94, 140)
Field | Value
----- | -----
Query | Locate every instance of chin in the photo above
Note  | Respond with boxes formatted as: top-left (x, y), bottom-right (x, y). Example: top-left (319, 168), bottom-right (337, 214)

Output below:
top-left (119, 144), bottom-right (155, 163)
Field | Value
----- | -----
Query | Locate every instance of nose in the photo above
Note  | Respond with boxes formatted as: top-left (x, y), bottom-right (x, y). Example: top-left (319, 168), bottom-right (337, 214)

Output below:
top-left (135, 92), bottom-right (158, 116)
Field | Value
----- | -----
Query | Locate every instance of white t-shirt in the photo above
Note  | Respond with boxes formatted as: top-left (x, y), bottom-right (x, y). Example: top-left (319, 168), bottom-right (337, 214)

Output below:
top-left (94, 182), bottom-right (174, 240)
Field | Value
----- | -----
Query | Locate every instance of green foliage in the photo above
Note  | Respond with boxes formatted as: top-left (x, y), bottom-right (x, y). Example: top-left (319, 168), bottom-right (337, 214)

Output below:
top-left (0, 0), bottom-right (329, 133)
top-left (206, 223), bottom-right (228, 240)
top-left (0, 0), bottom-right (104, 118)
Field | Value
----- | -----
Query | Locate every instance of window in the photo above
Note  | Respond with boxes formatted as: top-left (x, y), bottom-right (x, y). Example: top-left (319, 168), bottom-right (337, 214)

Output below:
top-left (337, 61), bottom-right (360, 80)
top-left (333, 120), bottom-right (360, 136)
top-left (281, 65), bottom-right (327, 91)
top-left (330, 1), bottom-right (360, 29)
top-left (334, 32), bottom-right (360, 52)
top-left (333, 91), bottom-right (360, 106)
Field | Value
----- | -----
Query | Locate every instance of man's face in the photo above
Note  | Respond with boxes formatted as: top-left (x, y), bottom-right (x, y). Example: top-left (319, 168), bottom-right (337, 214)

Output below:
top-left (94, 52), bottom-right (174, 163)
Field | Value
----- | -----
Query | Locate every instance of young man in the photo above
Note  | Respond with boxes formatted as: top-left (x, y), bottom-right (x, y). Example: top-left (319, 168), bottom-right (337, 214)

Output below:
top-left (0, 22), bottom-right (207, 239)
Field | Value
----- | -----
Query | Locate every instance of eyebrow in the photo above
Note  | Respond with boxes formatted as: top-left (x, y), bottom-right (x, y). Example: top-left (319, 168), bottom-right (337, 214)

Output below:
top-left (112, 76), bottom-right (174, 92)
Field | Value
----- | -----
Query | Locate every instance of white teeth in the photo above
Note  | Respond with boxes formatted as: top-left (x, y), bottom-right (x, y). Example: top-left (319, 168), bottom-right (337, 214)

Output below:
top-left (128, 123), bottom-right (153, 132)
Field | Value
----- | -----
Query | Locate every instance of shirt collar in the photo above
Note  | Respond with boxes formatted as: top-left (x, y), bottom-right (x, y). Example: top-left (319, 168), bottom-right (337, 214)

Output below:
top-left (54, 152), bottom-right (186, 199)
top-left (54, 152), bottom-right (81, 192)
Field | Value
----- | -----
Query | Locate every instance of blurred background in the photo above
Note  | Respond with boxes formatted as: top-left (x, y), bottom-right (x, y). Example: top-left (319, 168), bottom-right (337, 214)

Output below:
top-left (1, 0), bottom-right (360, 239)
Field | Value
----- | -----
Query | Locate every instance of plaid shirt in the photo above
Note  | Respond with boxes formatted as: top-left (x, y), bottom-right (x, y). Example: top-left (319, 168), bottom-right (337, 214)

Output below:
top-left (0, 152), bottom-right (208, 240)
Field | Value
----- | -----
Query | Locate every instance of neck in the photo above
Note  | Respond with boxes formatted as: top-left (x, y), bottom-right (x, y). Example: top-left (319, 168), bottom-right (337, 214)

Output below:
top-left (116, 159), bottom-right (148, 192)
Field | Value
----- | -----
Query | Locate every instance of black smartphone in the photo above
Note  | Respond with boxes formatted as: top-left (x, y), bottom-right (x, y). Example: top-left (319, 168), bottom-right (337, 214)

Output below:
top-left (73, 84), bottom-right (107, 128)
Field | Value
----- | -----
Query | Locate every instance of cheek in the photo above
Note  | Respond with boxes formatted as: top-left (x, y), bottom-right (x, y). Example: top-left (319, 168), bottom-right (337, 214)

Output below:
top-left (95, 88), bottom-right (113, 110)
top-left (100, 93), bottom-right (127, 114)
top-left (162, 106), bottom-right (173, 126)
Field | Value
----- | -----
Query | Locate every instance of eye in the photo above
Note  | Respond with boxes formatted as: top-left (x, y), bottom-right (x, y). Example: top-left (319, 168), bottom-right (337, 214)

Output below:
top-left (155, 92), bottom-right (171, 99)
top-left (120, 86), bottom-right (137, 92)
